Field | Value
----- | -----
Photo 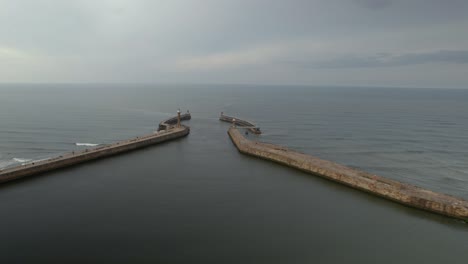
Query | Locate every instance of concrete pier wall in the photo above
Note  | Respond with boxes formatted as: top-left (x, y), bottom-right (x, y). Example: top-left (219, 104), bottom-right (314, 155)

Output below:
top-left (228, 127), bottom-right (468, 222)
top-left (159, 113), bottom-right (191, 131)
top-left (0, 120), bottom-right (190, 184)
top-left (219, 113), bottom-right (261, 134)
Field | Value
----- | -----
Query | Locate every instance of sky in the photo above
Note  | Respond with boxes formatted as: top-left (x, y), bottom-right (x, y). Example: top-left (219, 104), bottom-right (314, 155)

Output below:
top-left (1, 0), bottom-right (468, 88)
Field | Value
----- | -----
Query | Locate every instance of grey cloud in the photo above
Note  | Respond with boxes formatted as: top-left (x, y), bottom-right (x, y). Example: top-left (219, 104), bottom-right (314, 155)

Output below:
top-left (353, 0), bottom-right (393, 10)
top-left (1, 0), bottom-right (468, 87)
top-left (292, 50), bottom-right (468, 69)
top-left (395, 50), bottom-right (468, 65)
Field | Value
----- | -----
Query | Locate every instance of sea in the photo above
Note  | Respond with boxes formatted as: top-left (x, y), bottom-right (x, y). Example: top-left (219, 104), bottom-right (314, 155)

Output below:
top-left (0, 84), bottom-right (467, 263)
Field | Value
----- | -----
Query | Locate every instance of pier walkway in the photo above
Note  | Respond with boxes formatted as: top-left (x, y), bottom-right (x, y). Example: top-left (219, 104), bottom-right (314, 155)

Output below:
top-left (0, 112), bottom-right (191, 184)
top-left (227, 126), bottom-right (468, 222)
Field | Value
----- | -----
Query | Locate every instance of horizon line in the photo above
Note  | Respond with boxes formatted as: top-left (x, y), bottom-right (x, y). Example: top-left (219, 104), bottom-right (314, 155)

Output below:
top-left (0, 82), bottom-right (467, 90)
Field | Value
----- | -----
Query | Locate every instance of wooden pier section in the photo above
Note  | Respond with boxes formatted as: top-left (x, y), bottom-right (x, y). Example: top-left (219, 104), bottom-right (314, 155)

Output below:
top-left (219, 113), bottom-right (261, 134)
top-left (0, 113), bottom-right (191, 184)
top-left (228, 127), bottom-right (468, 222)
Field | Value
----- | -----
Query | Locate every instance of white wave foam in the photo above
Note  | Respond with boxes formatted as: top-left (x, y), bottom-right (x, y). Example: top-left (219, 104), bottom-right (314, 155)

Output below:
top-left (0, 156), bottom-right (55, 169)
top-left (0, 159), bottom-right (17, 169)
top-left (75, 143), bottom-right (99, 147)
top-left (13, 158), bottom-right (32, 163)
top-left (0, 158), bottom-right (33, 169)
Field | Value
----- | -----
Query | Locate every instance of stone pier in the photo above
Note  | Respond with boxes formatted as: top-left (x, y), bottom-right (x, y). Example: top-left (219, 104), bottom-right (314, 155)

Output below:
top-left (0, 112), bottom-right (191, 184)
top-left (228, 127), bottom-right (468, 222)
top-left (219, 113), bottom-right (261, 134)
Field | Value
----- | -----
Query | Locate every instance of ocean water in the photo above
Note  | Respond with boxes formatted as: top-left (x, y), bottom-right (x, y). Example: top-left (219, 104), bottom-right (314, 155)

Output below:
top-left (0, 84), bottom-right (467, 263)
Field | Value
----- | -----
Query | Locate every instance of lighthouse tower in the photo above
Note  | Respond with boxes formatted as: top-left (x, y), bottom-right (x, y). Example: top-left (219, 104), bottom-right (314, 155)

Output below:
top-left (177, 109), bottom-right (181, 128)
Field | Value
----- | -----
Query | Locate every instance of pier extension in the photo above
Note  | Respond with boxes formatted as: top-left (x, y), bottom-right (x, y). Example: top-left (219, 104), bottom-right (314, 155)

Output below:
top-left (228, 126), bottom-right (468, 222)
top-left (159, 110), bottom-right (191, 131)
top-left (0, 111), bottom-right (191, 184)
top-left (219, 112), bottom-right (261, 134)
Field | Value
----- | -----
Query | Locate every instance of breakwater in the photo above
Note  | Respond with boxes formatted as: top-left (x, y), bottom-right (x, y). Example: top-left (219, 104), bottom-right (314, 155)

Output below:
top-left (219, 113), bottom-right (261, 134)
top-left (228, 127), bottom-right (468, 222)
top-left (159, 112), bottom-right (192, 131)
top-left (0, 113), bottom-right (191, 184)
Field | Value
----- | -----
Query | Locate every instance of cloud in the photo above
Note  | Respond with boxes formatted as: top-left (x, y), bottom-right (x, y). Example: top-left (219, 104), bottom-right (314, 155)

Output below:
top-left (353, 0), bottom-right (393, 10)
top-left (291, 50), bottom-right (468, 69)
top-left (172, 40), bottom-right (324, 71)
top-left (1, 0), bottom-right (468, 87)
top-left (0, 46), bottom-right (31, 60)
top-left (173, 48), bottom-right (274, 71)
top-left (0, 46), bottom-right (62, 82)
top-left (394, 50), bottom-right (468, 65)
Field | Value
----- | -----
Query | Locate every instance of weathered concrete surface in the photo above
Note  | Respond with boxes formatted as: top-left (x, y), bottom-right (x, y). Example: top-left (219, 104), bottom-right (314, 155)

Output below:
top-left (220, 113), bottom-right (261, 134)
top-left (0, 119), bottom-right (190, 184)
top-left (228, 127), bottom-right (468, 222)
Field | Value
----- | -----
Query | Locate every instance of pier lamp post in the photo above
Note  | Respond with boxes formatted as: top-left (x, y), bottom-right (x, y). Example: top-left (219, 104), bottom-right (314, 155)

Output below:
top-left (177, 109), bottom-right (181, 128)
top-left (232, 118), bottom-right (236, 128)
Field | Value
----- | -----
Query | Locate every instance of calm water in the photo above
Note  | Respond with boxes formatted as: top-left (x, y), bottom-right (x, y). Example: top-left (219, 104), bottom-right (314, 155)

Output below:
top-left (0, 84), bottom-right (467, 263)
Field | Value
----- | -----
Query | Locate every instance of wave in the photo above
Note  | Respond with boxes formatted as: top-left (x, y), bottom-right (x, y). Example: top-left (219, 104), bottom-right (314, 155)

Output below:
top-left (0, 159), bottom-right (17, 169)
top-left (13, 158), bottom-right (32, 163)
top-left (75, 143), bottom-right (99, 147)
top-left (0, 158), bottom-right (32, 169)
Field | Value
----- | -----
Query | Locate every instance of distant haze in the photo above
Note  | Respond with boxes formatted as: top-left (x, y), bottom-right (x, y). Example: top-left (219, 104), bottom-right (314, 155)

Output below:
top-left (1, 0), bottom-right (468, 88)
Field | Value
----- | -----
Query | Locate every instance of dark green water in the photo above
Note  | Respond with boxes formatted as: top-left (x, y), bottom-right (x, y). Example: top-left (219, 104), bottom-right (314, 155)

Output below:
top-left (1, 84), bottom-right (467, 263)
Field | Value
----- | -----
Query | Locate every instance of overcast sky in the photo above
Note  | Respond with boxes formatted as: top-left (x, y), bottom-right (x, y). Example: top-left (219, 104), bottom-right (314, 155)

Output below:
top-left (1, 0), bottom-right (468, 88)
